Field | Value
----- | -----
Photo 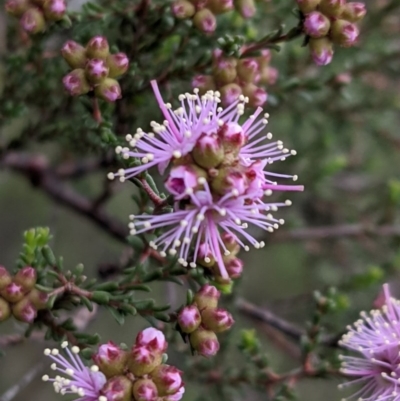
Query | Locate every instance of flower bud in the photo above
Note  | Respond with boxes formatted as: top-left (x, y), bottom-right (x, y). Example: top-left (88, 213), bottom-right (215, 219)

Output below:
top-left (132, 379), bottom-right (158, 401)
top-left (27, 288), bottom-right (49, 310)
top-left (63, 69), bottom-right (91, 96)
top-left (330, 19), bottom-right (359, 47)
top-left (14, 266), bottom-right (37, 292)
top-left (242, 83), bottom-right (267, 107)
top-left (212, 57), bottom-right (237, 85)
top-left (259, 66), bottom-right (278, 85)
top-left (136, 328), bottom-right (167, 354)
top-left (190, 328), bottom-right (220, 357)
top-left (165, 165), bottom-right (206, 198)
top-left (236, 58), bottom-right (259, 83)
top-left (208, 0), bottom-right (234, 14)
top-left (5, 0), bottom-right (30, 17)
top-left (127, 345), bottom-right (162, 376)
top-left (303, 11), bottom-right (331, 38)
top-left (12, 297), bottom-right (37, 323)
top-left (192, 133), bottom-right (224, 169)
top-left (94, 78), bottom-right (121, 102)
top-left (235, 0), bottom-right (256, 18)
top-left (101, 375), bottom-right (132, 401)
top-left (43, 0), bottom-right (66, 21)
top-left (201, 307), bottom-right (234, 332)
top-left (193, 9), bottom-right (217, 33)
top-left (177, 305), bottom-right (202, 333)
top-left (0, 297), bottom-right (11, 322)
top-left (165, 387), bottom-right (185, 401)
top-left (194, 284), bottom-right (221, 310)
top-left (218, 121), bottom-right (246, 155)
top-left (20, 7), bottom-right (46, 34)
top-left (256, 49), bottom-right (272, 69)
top-left (211, 168), bottom-right (247, 196)
top-left (225, 257), bottom-right (243, 279)
top-left (1, 282), bottom-right (25, 303)
top-left (221, 233), bottom-right (240, 256)
top-left (107, 53), bottom-right (129, 78)
top-left (309, 37), bottom-right (334, 65)
top-left (151, 365), bottom-right (183, 396)
top-left (93, 342), bottom-right (128, 378)
top-left (171, 0), bottom-right (196, 19)
top-left (191, 75), bottom-right (216, 94)
top-left (61, 41), bottom-right (87, 69)
top-left (219, 83), bottom-right (242, 106)
top-left (295, 0), bottom-right (320, 13)
top-left (318, 0), bottom-right (345, 17)
top-left (85, 59), bottom-right (109, 83)
top-left (341, 2), bottom-right (366, 22)
top-left (196, 243), bottom-right (216, 268)
top-left (86, 36), bottom-right (109, 59)
top-left (0, 266), bottom-right (12, 290)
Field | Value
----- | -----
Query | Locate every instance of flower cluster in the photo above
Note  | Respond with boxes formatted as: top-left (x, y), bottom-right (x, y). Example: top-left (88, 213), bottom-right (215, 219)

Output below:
top-left (109, 80), bottom-right (303, 281)
top-left (178, 284), bottom-right (234, 357)
top-left (43, 328), bottom-right (184, 401)
top-left (5, 0), bottom-right (66, 34)
top-left (297, 0), bottom-right (366, 65)
top-left (171, 0), bottom-right (256, 33)
top-left (62, 36), bottom-right (129, 102)
top-left (192, 49), bottom-right (278, 108)
top-left (339, 284), bottom-right (400, 401)
top-left (0, 265), bottom-right (48, 323)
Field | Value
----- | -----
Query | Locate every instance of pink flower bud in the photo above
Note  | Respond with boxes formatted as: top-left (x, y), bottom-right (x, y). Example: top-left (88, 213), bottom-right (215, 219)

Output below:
top-left (132, 379), bottom-right (158, 401)
top-left (295, 0), bottom-right (320, 13)
top-left (43, 0), bottom-right (66, 21)
top-left (177, 305), bottom-right (202, 333)
top-left (331, 19), bottom-right (359, 47)
top-left (194, 284), bottom-right (221, 310)
top-left (225, 257), bottom-right (243, 279)
top-left (242, 83), bottom-right (268, 107)
top-left (191, 75), bottom-right (216, 95)
top-left (304, 11), bottom-right (331, 38)
top-left (211, 168), bottom-right (247, 196)
top-left (127, 345), bottom-right (162, 376)
top-left (209, 0), bottom-right (234, 14)
top-left (165, 165), bottom-right (206, 199)
top-left (63, 69), bottom-right (91, 96)
top-left (192, 133), bottom-right (225, 169)
top-left (193, 9), bottom-right (217, 33)
top-left (171, 0), bottom-right (196, 19)
top-left (196, 243), bottom-right (216, 268)
top-left (318, 0), bottom-right (345, 17)
top-left (27, 288), bottom-right (49, 310)
top-left (107, 53), bottom-right (129, 78)
top-left (14, 266), bottom-right (37, 292)
top-left (85, 59), bottom-right (109, 83)
top-left (20, 7), bottom-right (46, 34)
top-left (0, 297), bottom-right (11, 322)
top-left (5, 0), bottom-right (30, 17)
top-left (221, 233), bottom-right (240, 256)
top-left (136, 328), bottom-right (167, 354)
top-left (201, 307), bottom-right (234, 333)
top-left (12, 298), bottom-right (37, 323)
top-left (101, 375), bottom-right (132, 401)
top-left (212, 57), bottom-right (237, 85)
top-left (93, 342), bottom-right (128, 378)
top-left (86, 36), bottom-right (109, 59)
top-left (218, 121), bottom-right (246, 154)
top-left (61, 40), bottom-right (87, 69)
top-left (236, 58), bottom-right (259, 82)
top-left (341, 2), bottom-right (366, 22)
top-left (235, 0), bottom-right (256, 18)
top-left (1, 282), bottom-right (25, 303)
top-left (190, 328), bottom-right (220, 357)
top-left (256, 49), bottom-right (272, 68)
top-left (259, 66), bottom-right (278, 85)
top-left (151, 365), bottom-right (183, 396)
top-left (164, 387), bottom-right (185, 401)
top-left (219, 83), bottom-right (242, 106)
top-left (95, 78), bottom-right (122, 102)
top-left (309, 38), bottom-right (334, 65)
top-left (0, 266), bottom-right (12, 290)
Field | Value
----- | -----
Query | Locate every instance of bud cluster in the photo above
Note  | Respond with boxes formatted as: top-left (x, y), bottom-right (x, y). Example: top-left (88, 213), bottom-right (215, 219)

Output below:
top-left (177, 284), bottom-right (234, 357)
top-left (297, 0), bottom-right (367, 65)
top-left (5, 0), bottom-right (66, 34)
top-left (61, 36), bottom-right (129, 102)
top-left (171, 0), bottom-right (256, 33)
top-left (0, 265), bottom-right (48, 323)
top-left (192, 48), bottom-right (277, 107)
top-left (44, 328), bottom-right (184, 401)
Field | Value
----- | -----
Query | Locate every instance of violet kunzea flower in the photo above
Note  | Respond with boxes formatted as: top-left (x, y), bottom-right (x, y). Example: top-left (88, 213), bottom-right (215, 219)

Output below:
top-left (339, 283), bottom-right (400, 401)
top-left (42, 342), bottom-right (107, 400)
top-left (109, 81), bottom-right (303, 279)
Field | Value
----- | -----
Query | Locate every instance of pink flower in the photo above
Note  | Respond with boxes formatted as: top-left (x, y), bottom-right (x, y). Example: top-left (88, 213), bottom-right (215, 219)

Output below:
top-left (164, 165), bottom-right (201, 199)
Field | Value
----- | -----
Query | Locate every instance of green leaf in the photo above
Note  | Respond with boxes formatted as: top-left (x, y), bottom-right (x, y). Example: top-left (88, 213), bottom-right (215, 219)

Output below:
top-left (106, 306), bottom-right (126, 325)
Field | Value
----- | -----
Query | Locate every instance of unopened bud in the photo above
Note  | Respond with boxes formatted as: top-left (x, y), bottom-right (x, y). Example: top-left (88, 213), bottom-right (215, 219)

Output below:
top-left (177, 305), bottom-right (201, 333)
top-left (86, 36), bottom-right (109, 59)
top-left (242, 83), bottom-right (267, 107)
top-left (236, 58), bottom-right (259, 82)
top-left (309, 37), bottom-right (334, 65)
top-left (20, 7), bottom-right (46, 34)
top-left (0, 266), bottom-right (12, 290)
top-left (213, 57), bottom-right (237, 85)
top-left (192, 133), bottom-right (224, 169)
top-left (221, 233), bottom-right (240, 256)
top-left (94, 78), bottom-right (121, 102)
top-left (165, 165), bottom-right (206, 199)
top-left (127, 345), bottom-right (162, 376)
top-left (61, 40), bottom-right (87, 69)
top-left (219, 83), bottom-right (242, 106)
top-left (0, 297), bottom-right (11, 322)
top-left (256, 49), bottom-right (272, 69)
top-left (201, 307), bottom-right (234, 332)
top-left (194, 284), bottom-right (220, 310)
top-left (295, 0), bottom-right (320, 13)
top-left (63, 69), bottom-right (91, 96)
top-left (107, 53), bottom-right (129, 78)
top-left (235, 0), bottom-right (256, 18)
top-left (101, 375), bottom-right (132, 401)
top-left (93, 342), bottom-right (128, 378)
top-left (303, 11), bottom-right (331, 38)
top-left (132, 379), bottom-right (158, 401)
top-left (190, 328), bottom-right (220, 357)
top-left (27, 288), bottom-right (49, 310)
top-left (331, 19), bottom-right (359, 47)
top-left (218, 121), bottom-right (246, 155)
top-left (193, 9), bottom-right (217, 33)
top-left (208, 0), bottom-right (234, 14)
top-left (196, 243), bottom-right (216, 268)
top-left (171, 0), bottom-right (195, 19)
top-left (1, 282), bottom-right (25, 303)
top-left (164, 387), bottom-right (185, 401)
top-left (151, 365), bottom-right (183, 396)
top-left (12, 297), bottom-right (37, 323)
top-left (43, 0), bottom-right (66, 21)
top-left (5, 0), bottom-right (30, 17)
top-left (14, 266), bottom-right (37, 292)
top-left (136, 328), bottom-right (167, 354)
top-left (318, 0), bottom-right (345, 17)
top-left (341, 2), bottom-right (366, 22)
top-left (85, 58), bottom-right (109, 83)
top-left (225, 257), bottom-right (243, 279)
top-left (211, 168), bottom-right (247, 196)
top-left (191, 75), bottom-right (216, 95)
top-left (259, 66), bottom-right (278, 85)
